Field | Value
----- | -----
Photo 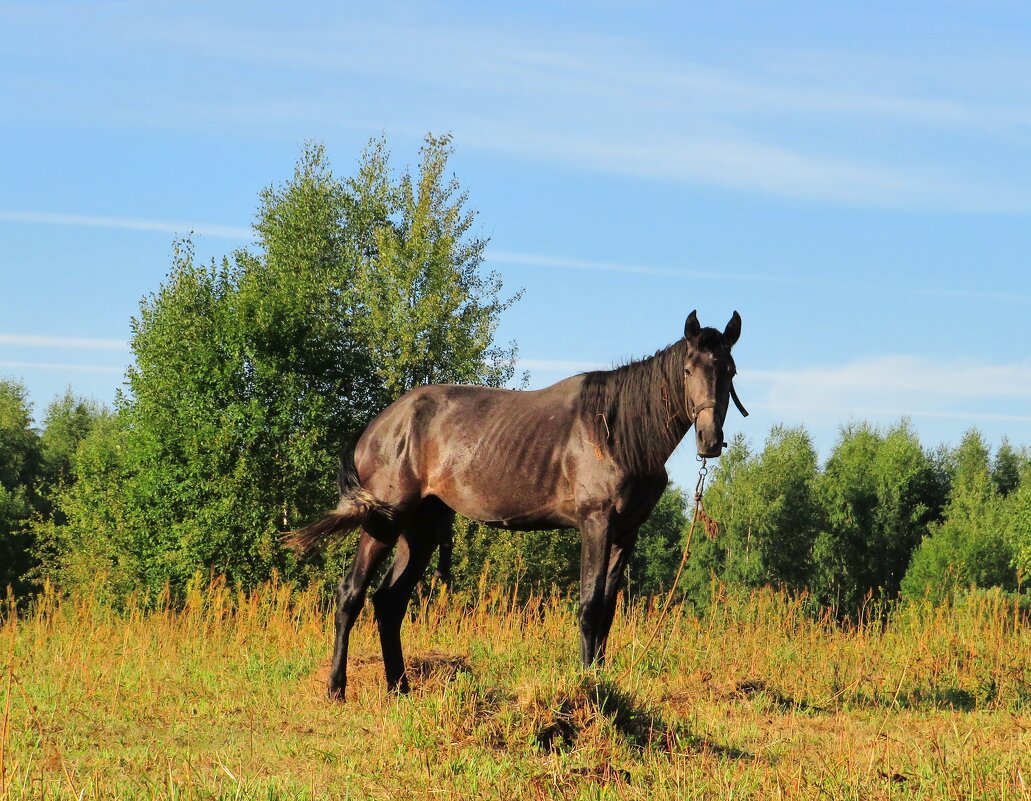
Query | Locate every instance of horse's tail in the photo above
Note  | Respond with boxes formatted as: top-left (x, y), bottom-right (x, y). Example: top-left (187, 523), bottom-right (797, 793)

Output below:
top-left (285, 429), bottom-right (392, 553)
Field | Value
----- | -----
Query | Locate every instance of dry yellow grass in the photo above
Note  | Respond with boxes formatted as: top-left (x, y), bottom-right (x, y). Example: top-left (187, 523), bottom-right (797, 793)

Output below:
top-left (1, 578), bottom-right (1029, 800)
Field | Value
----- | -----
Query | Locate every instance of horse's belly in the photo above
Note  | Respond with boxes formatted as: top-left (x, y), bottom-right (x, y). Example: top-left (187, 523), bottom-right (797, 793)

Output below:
top-left (429, 467), bottom-right (576, 530)
top-left (454, 502), bottom-right (576, 531)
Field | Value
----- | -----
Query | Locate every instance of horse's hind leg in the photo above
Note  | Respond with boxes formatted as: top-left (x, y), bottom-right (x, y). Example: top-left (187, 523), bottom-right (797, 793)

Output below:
top-left (328, 527), bottom-right (396, 701)
top-left (372, 499), bottom-right (454, 693)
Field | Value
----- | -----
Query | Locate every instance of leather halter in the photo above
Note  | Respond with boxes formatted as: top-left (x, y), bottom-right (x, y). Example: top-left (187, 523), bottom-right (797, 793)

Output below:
top-left (687, 381), bottom-right (750, 421)
top-left (688, 398), bottom-right (717, 422)
top-left (730, 379), bottom-right (750, 417)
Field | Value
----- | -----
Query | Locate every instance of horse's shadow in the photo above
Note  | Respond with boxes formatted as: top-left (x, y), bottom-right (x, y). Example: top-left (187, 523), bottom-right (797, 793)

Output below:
top-left (533, 677), bottom-right (751, 760)
top-left (313, 653), bottom-right (749, 760)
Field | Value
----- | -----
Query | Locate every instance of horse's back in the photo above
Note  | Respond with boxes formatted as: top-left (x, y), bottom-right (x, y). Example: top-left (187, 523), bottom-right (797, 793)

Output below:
top-left (355, 379), bottom-right (587, 526)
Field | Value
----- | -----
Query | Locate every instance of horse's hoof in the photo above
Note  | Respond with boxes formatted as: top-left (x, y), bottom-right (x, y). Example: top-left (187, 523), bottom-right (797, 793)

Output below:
top-left (327, 685), bottom-right (346, 702)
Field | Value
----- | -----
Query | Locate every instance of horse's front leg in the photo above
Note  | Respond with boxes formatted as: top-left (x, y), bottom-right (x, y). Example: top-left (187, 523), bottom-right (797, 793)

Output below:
top-left (328, 529), bottom-right (393, 701)
top-left (578, 513), bottom-right (613, 667)
top-left (596, 526), bottom-right (640, 663)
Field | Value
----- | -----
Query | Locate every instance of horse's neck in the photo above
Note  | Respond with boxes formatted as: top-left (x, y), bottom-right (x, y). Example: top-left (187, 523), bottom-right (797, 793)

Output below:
top-left (601, 344), bottom-right (692, 474)
top-left (647, 368), bottom-right (693, 465)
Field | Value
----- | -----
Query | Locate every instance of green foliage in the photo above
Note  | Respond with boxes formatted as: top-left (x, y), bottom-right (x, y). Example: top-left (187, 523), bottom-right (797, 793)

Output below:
top-left (686, 428), bottom-right (823, 607)
top-left (901, 431), bottom-right (1018, 604)
top-left (811, 421), bottom-right (947, 611)
top-left (0, 380), bottom-right (41, 496)
top-left (0, 379), bottom-right (42, 593)
top-left (448, 516), bottom-right (581, 597)
top-left (45, 136), bottom-right (519, 600)
top-left (683, 424), bottom-right (1023, 612)
top-left (39, 390), bottom-right (107, 485)
top-left (35, 413), bottom-right (144, 602)
top-left (25, 391), bottom-right (109, 594)
top-left (442, 485), bottom-right (691, 600)
top-left (991, 439), bottom-right (1029, 496)
top-left (354, 134), bottom-right (519, 396)
top-left (1004, 472), bottom-right (1031, 579)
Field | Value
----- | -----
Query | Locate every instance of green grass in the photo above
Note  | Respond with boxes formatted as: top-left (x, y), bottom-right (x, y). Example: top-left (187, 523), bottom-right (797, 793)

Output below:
top-left (1, 579), bottom-right (1029, 799)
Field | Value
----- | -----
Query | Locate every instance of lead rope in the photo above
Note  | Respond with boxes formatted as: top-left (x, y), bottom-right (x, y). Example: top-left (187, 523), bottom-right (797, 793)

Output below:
top-left (615, 458), bottom-right (718, 683)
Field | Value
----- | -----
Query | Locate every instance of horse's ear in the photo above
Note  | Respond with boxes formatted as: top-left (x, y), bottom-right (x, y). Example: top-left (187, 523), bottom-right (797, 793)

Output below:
top-left (724, 311), bottom-right (741, 347)
top-left (684, 310), bottom-right (701, 339)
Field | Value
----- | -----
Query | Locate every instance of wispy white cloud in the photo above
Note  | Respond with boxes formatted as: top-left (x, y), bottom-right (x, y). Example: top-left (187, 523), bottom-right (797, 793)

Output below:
top-left (2, 206), bottom-right (1027, 302)
top-left (492, 250), bottom-right (730, 281)
top-left (492, 250), bottom-right (1031, 303)
top-left (744, 356), bottom-right (1031, 401)
top-left (3, 206), bottom-right (1027, 302)
top-left (520, 352), bottom-right (1031, 424)
top-left (154, 20), bottom-right (1031, 140)
top-left (0, 333), bottom-right (129, 351)
top-left (462, 122), bottom-right (1021, 212)
top-left (738, 355), bottom-right (1031, 423)
top-left (743, 401), bottom-right (1031, 425)
top-left (21, 11), bottom-right (1028, 212)
top-left (0, 360), bottom-right (123, 375)
top-left (0, 211), bottom-right (251, 240)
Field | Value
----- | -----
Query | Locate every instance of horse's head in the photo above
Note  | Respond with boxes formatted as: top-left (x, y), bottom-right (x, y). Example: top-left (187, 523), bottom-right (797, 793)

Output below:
top-left (682, 310), bottom-right (746, 458)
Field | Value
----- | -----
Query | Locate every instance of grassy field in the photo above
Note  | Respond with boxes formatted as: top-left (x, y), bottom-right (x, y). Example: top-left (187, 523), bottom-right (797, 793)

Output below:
top-left (1, 578), bottom-right (1029, 800)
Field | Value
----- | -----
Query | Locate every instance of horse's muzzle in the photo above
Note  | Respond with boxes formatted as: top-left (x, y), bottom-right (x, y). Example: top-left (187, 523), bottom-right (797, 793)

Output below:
top-left (694, 410), bottom-right (724, 458)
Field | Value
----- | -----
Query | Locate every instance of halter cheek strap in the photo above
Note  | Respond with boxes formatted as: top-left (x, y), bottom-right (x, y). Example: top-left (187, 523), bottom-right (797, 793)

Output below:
top-left (729, 380), bottom-right (749, 417)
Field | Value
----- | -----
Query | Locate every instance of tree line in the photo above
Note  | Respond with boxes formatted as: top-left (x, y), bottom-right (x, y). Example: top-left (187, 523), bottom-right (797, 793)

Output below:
top-left (688, 424), bottom-right (1029, 611)
top-left (2, 136), bottom-right (1029, 612)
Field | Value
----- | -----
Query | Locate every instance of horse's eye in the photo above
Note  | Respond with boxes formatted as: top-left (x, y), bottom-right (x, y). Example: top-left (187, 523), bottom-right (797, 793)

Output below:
top-left (683, 367), bottom-right (691, 376)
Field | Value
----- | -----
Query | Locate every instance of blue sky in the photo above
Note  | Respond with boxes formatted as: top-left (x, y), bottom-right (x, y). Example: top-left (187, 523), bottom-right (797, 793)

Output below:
top-left (2, 1), bottom-right (1030, 487)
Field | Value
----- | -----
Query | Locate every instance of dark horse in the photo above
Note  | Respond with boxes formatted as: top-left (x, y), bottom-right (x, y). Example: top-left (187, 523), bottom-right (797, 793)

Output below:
top-left (290, 310), bottom-right (746, 700)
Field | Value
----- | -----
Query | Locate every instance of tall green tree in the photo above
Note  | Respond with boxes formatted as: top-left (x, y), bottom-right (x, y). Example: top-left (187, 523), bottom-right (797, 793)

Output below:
top-left (355, 134), bottom-right (518, 396)
top-left (25, 390), bottom-right (109, 593)
top-left (686, 427), bottom-right (823, 606)
top-left (39, 390), bottom-right (108, 508)
top-left (811, 421), bottom-right (947, 610)
top-left (991, 439), bottom-right (1027, 497)
top-left (48, 135), bottom-right (519, 599)
top-left (901, 431), bottom-right (1017, 603)
top-left (38, 414), bottom-right (143, 601)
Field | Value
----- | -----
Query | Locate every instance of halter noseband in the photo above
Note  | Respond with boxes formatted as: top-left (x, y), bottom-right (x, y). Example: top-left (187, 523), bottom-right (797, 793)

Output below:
top-left (688, 399), bottom-right (717, 422)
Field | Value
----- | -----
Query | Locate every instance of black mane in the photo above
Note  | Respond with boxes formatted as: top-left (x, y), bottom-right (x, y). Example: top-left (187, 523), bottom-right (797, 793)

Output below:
top-left (579, 336), bottom-right (694, 476)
